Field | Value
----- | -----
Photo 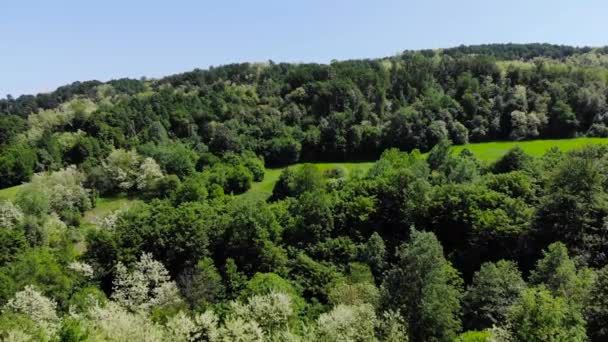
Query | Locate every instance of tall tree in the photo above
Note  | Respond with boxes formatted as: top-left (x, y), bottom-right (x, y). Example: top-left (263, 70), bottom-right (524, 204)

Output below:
top-left (381, 229), bottom-right (463, 342)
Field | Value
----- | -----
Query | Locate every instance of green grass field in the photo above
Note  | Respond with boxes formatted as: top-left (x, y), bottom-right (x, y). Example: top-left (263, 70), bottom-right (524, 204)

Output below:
top-left (242, 162), bottom-right (374, 201)
top-left (83, 194), bottom-right (142, 225)
top-left (451, 137), bottom-right (608, 161)
top-left (0, 184), bottom-right (23, 201)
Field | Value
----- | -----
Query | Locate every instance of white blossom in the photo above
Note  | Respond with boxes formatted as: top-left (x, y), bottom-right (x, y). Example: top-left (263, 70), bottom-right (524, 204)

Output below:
top-left (96, 209), bottom-right (123, 230)
top-left (136, 157), bottom-right (163, 190)
top-left (218, 318), bottom-right (264, 342)
top-left (192, 310), bottom-right (220, 342)
top-left (3, 330), bottom-right (34, 342)
top-left (0, 200), bottom-right (24, 229)
top-left (377, 310), bottom-right (408, 342)
top-left (68, 261), bottom-right (94, 278)
top-left (3, 285), bottom-right (60, 338)
top-left (316, 304), bottom-right (378, 342)
top-left (165, 311), bottom-right (197, 342)
top-left (230, 291), bottom-right (293, 336)
top-left (86, 301), bottom-right (165, 341)
top-left (103, 149), bottom-right (142, 191)
top-left (111, 253), bottom-right (182, 312)
top-left (26, 166), bottom-right (91, 214)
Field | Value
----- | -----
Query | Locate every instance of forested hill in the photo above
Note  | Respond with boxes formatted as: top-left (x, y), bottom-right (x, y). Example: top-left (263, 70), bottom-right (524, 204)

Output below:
top-left (2, 43), bottom-right (608, 187)
top-left (4, 43), bottom-right (608, 341)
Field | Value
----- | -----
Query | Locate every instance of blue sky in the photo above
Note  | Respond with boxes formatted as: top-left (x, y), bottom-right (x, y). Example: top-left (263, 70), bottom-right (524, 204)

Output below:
top-left (2, 0), bottom-right (607, 97)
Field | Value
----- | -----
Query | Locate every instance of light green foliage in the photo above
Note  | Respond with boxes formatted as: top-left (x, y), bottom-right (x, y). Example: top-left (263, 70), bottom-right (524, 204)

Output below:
top-left (26, 98), bottom-right (97, 143)
top-left (239, 272), bottom-right (304, 314)
top-left (316, 303), bottom-right (378, 342)
top-left (507, 287), bottom-right (587, 342)
top-left (0, 248), bottom-right (76, 307)
top-left (530, 242), bottom-right (594, 306)
top-left (377, 309), bottom-right (409, 342)
top-left (0, 312), bottom-right (52, 342)
top-left (328, 282), bottom-right (380, 307)
top-left (456, 330), bottom-right (494, 342)
top-left (103, 150), bottom-right (135, 189)
top-left (3, 44), bottom-right (608, 341)
top-left (19, 166), bottom-right (91, 216)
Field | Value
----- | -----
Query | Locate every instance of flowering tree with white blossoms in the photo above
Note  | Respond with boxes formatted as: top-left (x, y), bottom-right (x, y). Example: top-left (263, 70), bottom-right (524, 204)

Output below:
top-left (25, 166), bottom-right (91, 214)
top-left (111, 253), bottom-right (183, 312)
top-left (2, 285), bottom-right (60, 339)
top-left (68, 261), bottom-right (94, 278)
top-left (86, 301), bottom-right (166, 342)
top-left (136, 157), bottom-right (164, 190)
top-left (0, 200), bottom-right (24, 229)
top-left (103, 149), bottom-right (163, 192)
top-left (316, 303), bottom-right (378, 342)
top-left (230, 291), bottom-right (293, 337)
top-left (103, 149), bottom-right (142, 191)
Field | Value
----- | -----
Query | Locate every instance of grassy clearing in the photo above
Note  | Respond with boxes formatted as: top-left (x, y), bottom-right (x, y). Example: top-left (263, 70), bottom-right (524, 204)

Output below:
top-left (3, 137), bottom-right (608, 213)
top-left (0, 184), bottom-right (23, 201)
top-left (242, 162), bottom-right (374, 201)
top-left (243, 138), bottom-right (608, 200)
top-left (452, 137), bottom-right (608, 162)
top-left (83, 194), bottom-right (142, 225)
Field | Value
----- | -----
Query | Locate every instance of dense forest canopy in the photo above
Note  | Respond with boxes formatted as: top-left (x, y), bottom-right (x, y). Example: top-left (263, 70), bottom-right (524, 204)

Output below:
top-left (2, 43), bottom-right (608, 341)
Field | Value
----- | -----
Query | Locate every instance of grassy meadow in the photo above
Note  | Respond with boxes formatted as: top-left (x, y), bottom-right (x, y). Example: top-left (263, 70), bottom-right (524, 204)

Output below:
top-left (2, 137), bottom-right (608, 217)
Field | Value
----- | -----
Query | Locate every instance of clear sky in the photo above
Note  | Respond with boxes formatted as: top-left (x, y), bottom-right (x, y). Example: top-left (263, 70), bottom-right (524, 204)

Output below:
top-left (2, 0), bottom-right (607, 97)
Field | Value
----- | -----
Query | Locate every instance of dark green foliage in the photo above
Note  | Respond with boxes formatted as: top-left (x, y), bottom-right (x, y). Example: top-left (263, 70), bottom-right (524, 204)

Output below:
top-left (0, 229), bottom-right (27, 267)
top-left (425, 183), bottom-right (532, 279)
top-left (173, 174), bottom-right (208, 204)
top-left (359, 232), bottom-right (386, 276)
top-left (284, 191), bottom-right (334, 248)
top-left (0, 144), bottom-right (36, 188)
top-left (586, 265), bottom-right (608, 342)
top-left (271, 164), bottom-right (325, 201)
top-left (529, 242), bottom-right (594, 305)
top-left (139, 142), bottom-right (198, 179)
top-left (0, 115), bottom-right (27, 145)
top-left (534, 152), bottom-right (608, 266)
top-left (2, 44), bottom-right (608, 186)
top-left (177, 257), bottom-right (225, 310)
top-left (492, 146), bottom-right (533, 174)
top-left (382, 230), bottom-right (463, 342)
top-left (463, 260), bottom-right (526, 330)
top-left (219, 199), bottom-right (287, 275)
top-left (288, 253), bottom-right (344, 304)
top-left (105, 200), bottom-right (214, 276)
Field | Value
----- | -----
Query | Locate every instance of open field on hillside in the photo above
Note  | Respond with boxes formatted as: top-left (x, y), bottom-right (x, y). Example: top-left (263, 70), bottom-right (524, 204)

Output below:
top-left (452, 137), bottom-right (608, 161)
top-left (0, 184), bottom-right (23, 201)
top-left (83, 194), bottom-right (143, 225)
top-left (2, 137), bottom-right (608, 220)
top-left (242, 162), bottom-right (375, 201)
